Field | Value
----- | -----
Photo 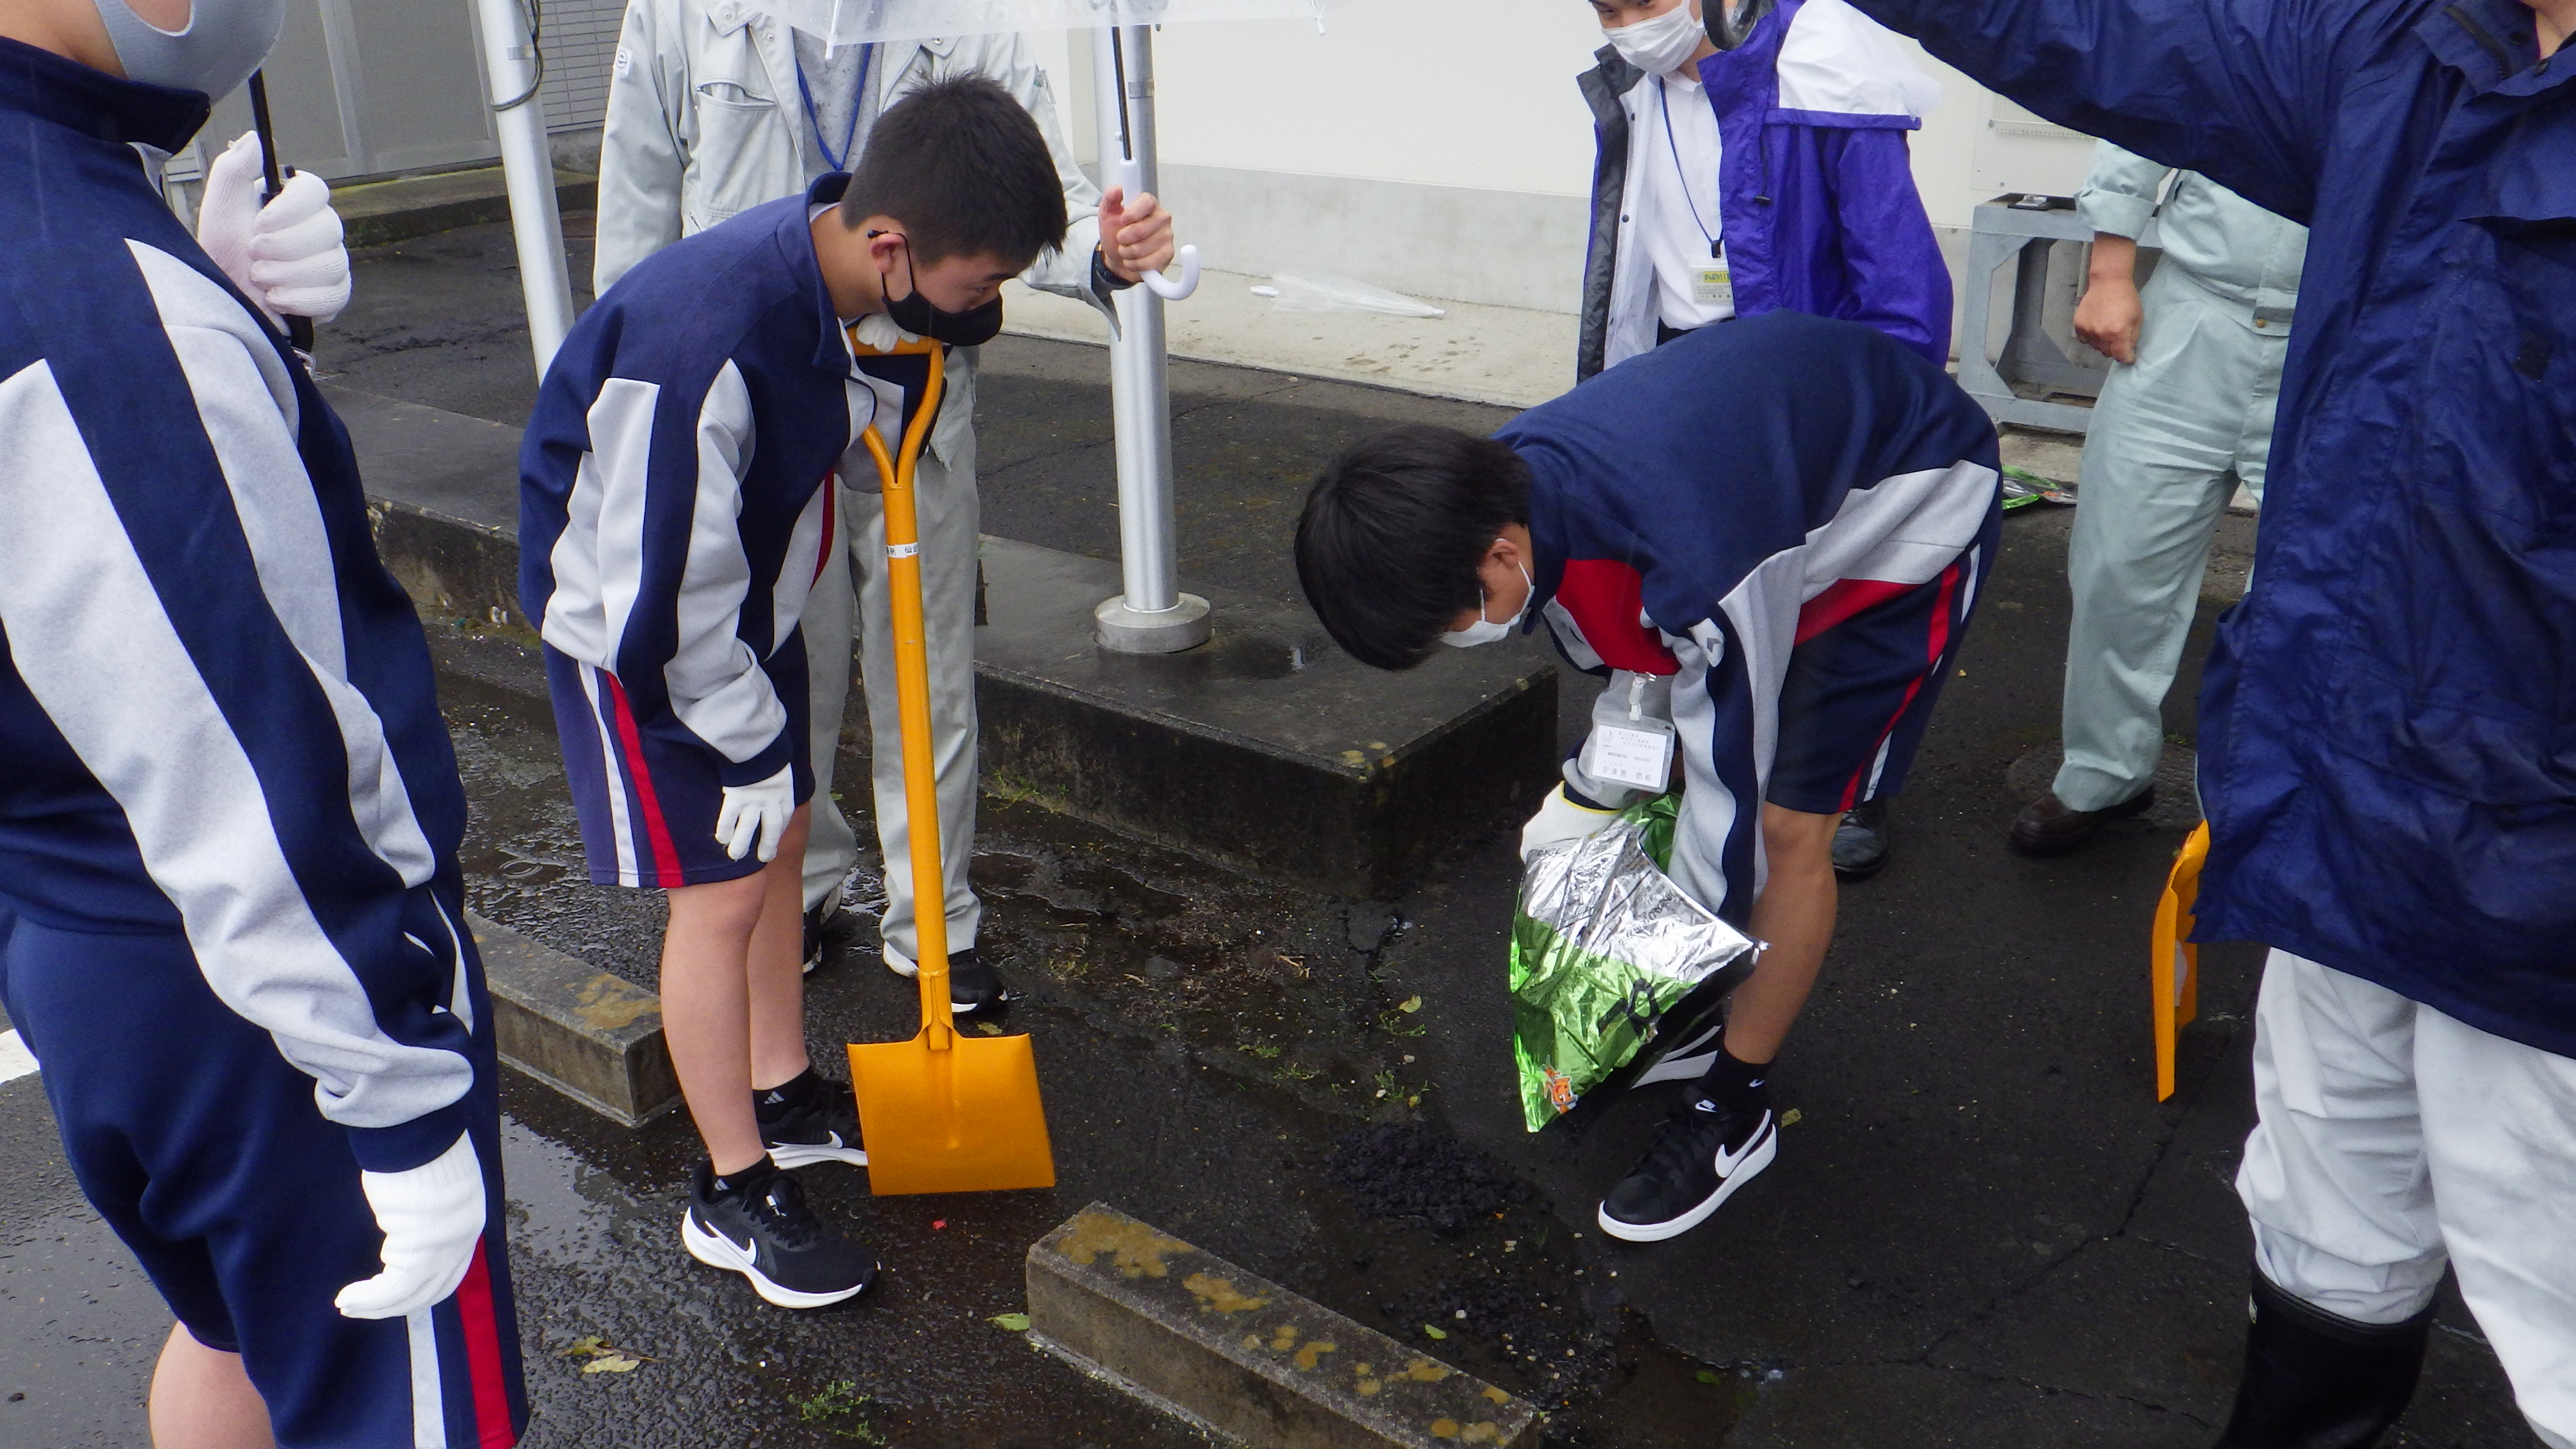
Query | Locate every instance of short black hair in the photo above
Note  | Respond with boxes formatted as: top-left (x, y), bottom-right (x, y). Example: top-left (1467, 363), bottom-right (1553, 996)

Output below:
top-left (843, 75), bottom-right (1068, 268)
top-left (1295, 424), bottom-right (1531, 671)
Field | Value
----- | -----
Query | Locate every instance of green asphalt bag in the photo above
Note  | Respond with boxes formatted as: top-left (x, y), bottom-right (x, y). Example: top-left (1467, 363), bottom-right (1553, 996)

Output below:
top-left (1510, 796), bottom-right (1758, 1132)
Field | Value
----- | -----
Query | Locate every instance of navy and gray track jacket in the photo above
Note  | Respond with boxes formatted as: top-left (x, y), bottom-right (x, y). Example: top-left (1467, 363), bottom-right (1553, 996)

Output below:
top-left (520, 176), bottom-right (926, 803)
top-left (0, 41), bottom-right (481, 1173)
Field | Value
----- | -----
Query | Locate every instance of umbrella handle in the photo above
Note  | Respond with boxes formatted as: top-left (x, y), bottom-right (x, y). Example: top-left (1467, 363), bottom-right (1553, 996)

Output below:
top-left (1139, 245), bottom-right (1200, 301)
top-left (1109, 158), bottom-right (1201, 302)
top-left (857, 338), bottom-right (955, 1046)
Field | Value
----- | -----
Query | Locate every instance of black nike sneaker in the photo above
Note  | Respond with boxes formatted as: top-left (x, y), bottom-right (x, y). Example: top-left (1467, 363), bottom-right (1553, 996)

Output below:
top-left (756, 1071), bottom-right (867, 1169)
top-left (681, 1161), bottom-right (877, 1309)
top-left (1596, 1092), bottom-right (1779, 1243)
top-left (883, 944), bottom-right (1013, 1014)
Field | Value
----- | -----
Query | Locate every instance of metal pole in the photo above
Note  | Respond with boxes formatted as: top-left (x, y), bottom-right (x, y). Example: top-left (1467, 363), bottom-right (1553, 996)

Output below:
top-left (470, 0), bottom-right (576, 380)
top-left (1089, 23), bottom-right (1210, 654)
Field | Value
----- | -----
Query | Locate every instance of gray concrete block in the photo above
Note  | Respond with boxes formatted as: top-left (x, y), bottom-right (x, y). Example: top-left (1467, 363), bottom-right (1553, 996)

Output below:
top-left (335, 166), bottom-right (596, 249)
top-left (468, 912), bottom-right (677, 1127)
top-left (1026, 1204), bottom-right (1540, 1448)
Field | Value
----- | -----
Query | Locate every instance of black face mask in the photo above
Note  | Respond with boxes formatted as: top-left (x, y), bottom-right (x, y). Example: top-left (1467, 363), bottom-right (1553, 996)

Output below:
top-left (873, 233), bottom-right (1006, 348)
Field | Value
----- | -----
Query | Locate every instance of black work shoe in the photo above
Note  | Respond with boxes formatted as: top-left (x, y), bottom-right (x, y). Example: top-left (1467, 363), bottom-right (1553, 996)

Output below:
top-left (2007, 786), bottom-right (2157, 857)
top-left (2210, 1272), bottom-right (2433, 1449)
top-left (884, 945), bottom-right (1013, 1014)
top-left (682, 1161), bottom-right (877, 1309)
top-left (756, 1074), bottom-right (867, 1169)
top-left (802, 894), bottom-right (865, 976)
top-left (1597, 1092), bottom-right (1778, 1243)
top-left (1831, 799), bottom-right (1892, 880)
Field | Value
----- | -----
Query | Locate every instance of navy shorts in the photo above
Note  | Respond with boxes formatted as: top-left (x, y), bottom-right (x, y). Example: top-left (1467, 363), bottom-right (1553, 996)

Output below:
top-left (545, 638), bottom-right (813, 889)
top-left (1767, 519), bottom-right (1996, 816)
top-left (0, 908), bottom-right (525, 1448)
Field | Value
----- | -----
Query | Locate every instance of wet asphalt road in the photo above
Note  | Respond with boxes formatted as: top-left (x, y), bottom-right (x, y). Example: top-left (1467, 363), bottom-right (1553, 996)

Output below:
top-left (0, 217), bottom-right (2538, 1447)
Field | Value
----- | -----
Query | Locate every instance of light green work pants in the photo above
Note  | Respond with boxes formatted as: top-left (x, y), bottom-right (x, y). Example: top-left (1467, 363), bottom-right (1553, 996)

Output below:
top-left (2053, 264), bottom-right (2286, 813)
top-left (799, 447), bottom-right (983, 958)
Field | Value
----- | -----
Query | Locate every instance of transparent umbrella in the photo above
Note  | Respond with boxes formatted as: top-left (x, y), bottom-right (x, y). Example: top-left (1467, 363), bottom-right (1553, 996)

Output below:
top-left (759, 0), bottom-right (1337, 651)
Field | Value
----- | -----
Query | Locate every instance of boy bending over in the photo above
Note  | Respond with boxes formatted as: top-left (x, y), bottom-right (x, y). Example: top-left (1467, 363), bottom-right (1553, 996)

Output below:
top-left (1297, 311), bottom-right (1999, 1241)
top-left (520, 78), bottom-right (1164, 1307)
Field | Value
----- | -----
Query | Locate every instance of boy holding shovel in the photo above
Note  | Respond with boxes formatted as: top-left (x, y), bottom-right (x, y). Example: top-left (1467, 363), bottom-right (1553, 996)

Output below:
top-left (520, 77), bottom-right (1176, 1308)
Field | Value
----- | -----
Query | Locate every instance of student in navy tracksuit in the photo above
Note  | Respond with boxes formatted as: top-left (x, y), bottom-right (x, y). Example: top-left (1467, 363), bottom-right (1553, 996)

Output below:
top-left (522, 78), bottom-right (1173, 1309)
top-left (1298, 311), bottom-right (2000, 1242)
top-left (0, 4), bottom-right (523, 1446)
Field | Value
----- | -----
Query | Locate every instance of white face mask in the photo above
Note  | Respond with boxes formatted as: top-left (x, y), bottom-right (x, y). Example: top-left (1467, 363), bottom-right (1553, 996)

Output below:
top-left (1602, 1), bottom-right (1707, 77)
top-left (1442, 558), bottom-right (1534, 649)
top-left (93, 0), bottom-right (285, 101)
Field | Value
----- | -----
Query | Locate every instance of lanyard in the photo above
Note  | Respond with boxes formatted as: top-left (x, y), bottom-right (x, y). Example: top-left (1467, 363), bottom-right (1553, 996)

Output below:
top-left (794, 42), bottom-right (877, 174)
top-left (1658, 77), bottom-right (1721, 260)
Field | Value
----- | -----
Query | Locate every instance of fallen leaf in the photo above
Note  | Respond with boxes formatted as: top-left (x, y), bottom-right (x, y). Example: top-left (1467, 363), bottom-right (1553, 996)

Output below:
top-left (559, 1336), bottom-right (608, 1358)
top-left (1779, 1108), bottom-right (1804, 1128)
top-left (989, 1313), bottom-right (1032, 1332)
top-left (975, 1021), bottom-right (1005, 1036)
top-left (931, 1219), bottom-right (948, 1230)
top-left (1695, 1369), bottom-right (1722, 1385)
top-left (583, 1354), bottom-right (641, 1374)
top-left (1423, 1325), bottom-right (1449, 1341)
top-left (1399, 996), bottom-right (1423, 1014)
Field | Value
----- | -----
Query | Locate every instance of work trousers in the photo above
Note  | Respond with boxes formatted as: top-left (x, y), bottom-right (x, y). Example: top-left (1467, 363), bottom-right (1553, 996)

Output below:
top-left (799, 444), bottom-right (982, 959)
top-left (2237, 949), bottom-right (2576, 1447)
top-left (2053, 264), bottom-right (2285, 812)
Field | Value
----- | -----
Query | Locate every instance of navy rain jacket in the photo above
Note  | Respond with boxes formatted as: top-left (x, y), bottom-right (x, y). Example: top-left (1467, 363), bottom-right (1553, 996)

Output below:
top-left (1843, 0), bottom-right (2576, 1054)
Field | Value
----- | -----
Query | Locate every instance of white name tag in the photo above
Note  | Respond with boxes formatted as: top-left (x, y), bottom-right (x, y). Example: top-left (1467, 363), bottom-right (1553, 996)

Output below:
top-left (1585, 721), bottom-right (1677, 792)
top-left (1693, 266), bottom-right (1733, 309)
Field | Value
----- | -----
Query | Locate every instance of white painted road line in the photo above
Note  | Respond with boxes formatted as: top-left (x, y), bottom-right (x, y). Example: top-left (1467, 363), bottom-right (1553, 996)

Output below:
top-left (0, 1029), bottom-right (36, 1084)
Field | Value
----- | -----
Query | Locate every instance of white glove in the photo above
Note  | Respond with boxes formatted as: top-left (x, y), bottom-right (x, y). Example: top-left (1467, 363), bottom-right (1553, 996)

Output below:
top-left (1519, 784), bottom-right (1621, 862)
top-left (852, 312), bottom-right (912, 353)
top-left (716, 763), bottom-right (795, 863)
top-left (335, 1133), bottom-right (486, 1320)
top-left (196, 131), bottom-right (353, 327)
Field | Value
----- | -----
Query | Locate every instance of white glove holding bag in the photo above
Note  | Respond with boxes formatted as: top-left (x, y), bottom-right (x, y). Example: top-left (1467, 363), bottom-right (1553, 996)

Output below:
top-left (716, 763), bottom-right (795, 863)
top-left (196, 131), bottom-right (352, 327)
top-left (1519, 784), bottom-right (1621, 862)
top-left (334, 1133), bottom-right (486, 1320)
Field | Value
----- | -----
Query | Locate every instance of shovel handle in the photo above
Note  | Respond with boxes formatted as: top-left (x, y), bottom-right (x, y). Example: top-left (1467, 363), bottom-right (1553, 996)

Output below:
top-left (858, 339), bottom-right (953, 1045)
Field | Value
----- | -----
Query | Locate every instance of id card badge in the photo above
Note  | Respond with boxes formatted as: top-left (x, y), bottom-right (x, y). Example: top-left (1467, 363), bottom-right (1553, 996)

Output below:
top-left (1692, 266), bottom-right (1733, 309)
top-left (1583, 718), bottom-right (1678, 793)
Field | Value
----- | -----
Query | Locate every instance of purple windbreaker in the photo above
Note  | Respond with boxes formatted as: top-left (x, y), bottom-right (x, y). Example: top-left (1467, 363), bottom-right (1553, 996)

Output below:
top-left (1576, 0), bottom-right (1953, 380)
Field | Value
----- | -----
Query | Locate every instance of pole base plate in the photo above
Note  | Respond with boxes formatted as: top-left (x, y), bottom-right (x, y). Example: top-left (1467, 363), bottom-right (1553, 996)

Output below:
top-left (1094, 593), bottom-right (1211, 655)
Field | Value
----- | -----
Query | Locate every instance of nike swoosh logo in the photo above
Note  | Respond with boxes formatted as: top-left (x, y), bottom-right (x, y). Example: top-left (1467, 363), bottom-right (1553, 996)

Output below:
top-left (1713, 1113), bottom-right (1773, 1174)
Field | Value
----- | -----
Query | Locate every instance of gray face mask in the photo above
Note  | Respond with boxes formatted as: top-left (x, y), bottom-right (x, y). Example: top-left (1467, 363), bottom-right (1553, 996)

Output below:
top-left (93, 0), bottom-right (285, 101)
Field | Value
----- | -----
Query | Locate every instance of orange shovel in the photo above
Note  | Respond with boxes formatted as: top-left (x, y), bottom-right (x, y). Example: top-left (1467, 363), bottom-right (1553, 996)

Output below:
top-left (844, 337), bottom-right (1057, 1196)
top-left (2149, 822), bottom-right (2209, 1103)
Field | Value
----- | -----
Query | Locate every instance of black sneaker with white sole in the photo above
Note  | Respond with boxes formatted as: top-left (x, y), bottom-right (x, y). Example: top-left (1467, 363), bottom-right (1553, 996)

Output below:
top-left (756, 1072), bottom-right (868, 1169)
top-left (682, 1161), bottom-right (877, 1309)
top-left (1597, 1092), bottom-right (1778, 1243)
top-left (883, 944), bottom-right (1012, 1014)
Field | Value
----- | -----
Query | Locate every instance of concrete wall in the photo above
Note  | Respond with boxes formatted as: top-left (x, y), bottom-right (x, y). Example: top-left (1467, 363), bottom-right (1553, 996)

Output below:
top-left (1023, 4), bottom-right (2105, 319)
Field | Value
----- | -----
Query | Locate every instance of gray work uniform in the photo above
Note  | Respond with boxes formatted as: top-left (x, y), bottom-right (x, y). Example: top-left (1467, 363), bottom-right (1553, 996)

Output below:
top-left (595, 0), bottom-right (1116, 954)
top-left (2052, 141), bottom-right (2307, 814)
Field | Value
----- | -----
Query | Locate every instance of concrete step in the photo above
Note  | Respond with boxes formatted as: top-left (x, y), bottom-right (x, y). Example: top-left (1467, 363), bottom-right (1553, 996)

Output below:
top-left (1027, 1204), bottom-right (1541, 1448)
top-left (329, 382), bottom-right (1557, 897)
top-left (335, 164), bottom-right (595, 249)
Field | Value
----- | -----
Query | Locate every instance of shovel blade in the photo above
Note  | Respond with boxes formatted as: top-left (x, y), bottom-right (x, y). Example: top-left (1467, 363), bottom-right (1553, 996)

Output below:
top-left (846, 1031), bottom-right (1057, 1196)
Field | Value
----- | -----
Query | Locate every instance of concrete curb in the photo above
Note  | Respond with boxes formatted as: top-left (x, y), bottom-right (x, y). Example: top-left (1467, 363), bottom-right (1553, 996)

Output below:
top-left (468, 911), bottom-right (678, 1127)
top-left (1027, 1204), bottom-right (1540, 1448)
top-left (337, 165), bottom-right (596, 249)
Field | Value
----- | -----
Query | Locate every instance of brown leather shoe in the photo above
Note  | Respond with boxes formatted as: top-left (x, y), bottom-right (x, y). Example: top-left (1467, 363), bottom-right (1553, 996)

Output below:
top-left (2007, 787), bottom-right (2157, 856)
